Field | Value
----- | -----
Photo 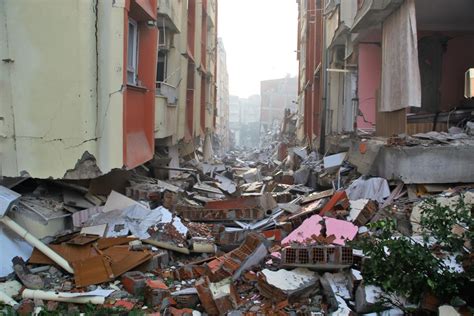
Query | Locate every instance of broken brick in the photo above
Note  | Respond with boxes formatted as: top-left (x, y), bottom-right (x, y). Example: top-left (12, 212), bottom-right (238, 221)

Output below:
top-left (195, 277), bottom-right (220, 315)
top-left (121, 271), bottom-right (147, 296)
top-left (320, 191), bottom-right (349, 216)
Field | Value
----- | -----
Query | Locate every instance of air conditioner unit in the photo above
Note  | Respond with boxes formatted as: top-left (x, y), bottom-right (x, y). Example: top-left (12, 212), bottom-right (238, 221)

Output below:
top-left (465, 68), bottom-right (474, 98)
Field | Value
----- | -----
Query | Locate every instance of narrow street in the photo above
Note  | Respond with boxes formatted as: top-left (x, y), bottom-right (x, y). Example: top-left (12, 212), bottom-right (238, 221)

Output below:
top-left (1, 0), bottom-right (473, 315)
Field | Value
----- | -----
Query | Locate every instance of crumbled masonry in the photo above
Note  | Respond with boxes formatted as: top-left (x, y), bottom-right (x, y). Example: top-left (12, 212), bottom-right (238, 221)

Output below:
top-left (1, 126), bottom-right (473, 315)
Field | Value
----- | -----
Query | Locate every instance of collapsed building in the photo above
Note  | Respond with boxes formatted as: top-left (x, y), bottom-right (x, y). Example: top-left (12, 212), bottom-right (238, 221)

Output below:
top-left (296, 0), bottom-right (474, 183)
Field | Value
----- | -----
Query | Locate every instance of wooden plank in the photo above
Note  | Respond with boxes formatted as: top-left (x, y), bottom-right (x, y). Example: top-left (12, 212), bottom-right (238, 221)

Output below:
top-left (376, 108), bottom-right (406, 137)
top-left (407, 122), bottom-right (447, 135)
top-left (375, 89), bottom-right (407, 137)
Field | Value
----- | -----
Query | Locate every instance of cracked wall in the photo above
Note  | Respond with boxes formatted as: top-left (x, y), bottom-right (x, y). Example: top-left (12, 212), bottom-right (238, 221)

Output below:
top-left (0, 0), bottom-right (126, 178)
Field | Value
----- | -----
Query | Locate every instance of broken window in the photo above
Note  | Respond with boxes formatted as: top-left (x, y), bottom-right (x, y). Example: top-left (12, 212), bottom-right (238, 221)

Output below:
top-left (127, 18), bottom-right (139, 85)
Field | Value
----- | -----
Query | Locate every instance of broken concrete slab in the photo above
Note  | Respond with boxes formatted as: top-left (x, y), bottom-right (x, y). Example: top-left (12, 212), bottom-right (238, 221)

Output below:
top-left (355, 284), bottom-right (384, 313)
top-left (80, 224), bottom-right (107, 237)
top-left (348, 139), bottom-right (474, 184)
top-left (257, 268), bottom-right (318, 302)
top-left (320, 272), bottom-right (351, 301)
top-left (323, 152), bottom-right (347, 169)
top-left (103, 190), bottom-right (148, 213)
top-left (347, 199), bottom-right (377, 226)
top-left (293, 166), bottom-right (310, 185)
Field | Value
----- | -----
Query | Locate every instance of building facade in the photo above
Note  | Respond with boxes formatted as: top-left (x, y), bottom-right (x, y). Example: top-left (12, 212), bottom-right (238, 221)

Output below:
top-left (215, 38), bottom-right (230, 154)
top-left (0, 0), bottom-right (158, 179)
top-left (154, 0), bottom-right (218, 157)
top-left (0, 0), bottom-right (218, 179)
top-left (297, 0), bottom-right (474, 150)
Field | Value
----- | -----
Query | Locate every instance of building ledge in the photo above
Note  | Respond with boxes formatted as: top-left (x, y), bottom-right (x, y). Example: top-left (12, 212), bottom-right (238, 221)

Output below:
top-left (127, 84), bottom-right (149, 93)
top-left (351, 0), bottom-right (404, 33)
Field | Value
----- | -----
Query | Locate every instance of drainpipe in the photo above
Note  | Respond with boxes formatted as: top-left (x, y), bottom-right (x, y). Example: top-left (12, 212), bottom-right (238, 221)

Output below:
top-left (0, 290), bottom-right (18, 307)
top-left (319, 0), bottom-right (329, 154)
top-left (0, 216), bottom-right (74, 274)
top-left (22, 289), bottom-right (105, 304)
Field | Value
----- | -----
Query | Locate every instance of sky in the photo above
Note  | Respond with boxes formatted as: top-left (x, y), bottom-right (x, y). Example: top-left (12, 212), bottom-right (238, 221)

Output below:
top-left (218, 0), bottom-right (299, 98)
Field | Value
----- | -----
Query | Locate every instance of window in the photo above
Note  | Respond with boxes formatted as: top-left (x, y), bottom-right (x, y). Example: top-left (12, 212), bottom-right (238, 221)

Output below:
top-left (156, 51), bottom-right (167, 89)
top-left (127, 18), bottom-right (139, 85)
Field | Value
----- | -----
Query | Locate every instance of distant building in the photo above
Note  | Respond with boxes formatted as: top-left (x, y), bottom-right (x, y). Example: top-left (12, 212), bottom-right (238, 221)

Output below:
top-left (215, 38), bottom-right (230, 154)
top-left (229, 96), bottom-right (242, 146)
top-left (229, 95), bottom-right (261, 148)
top-left (260, 76), bottom-right (298, 132)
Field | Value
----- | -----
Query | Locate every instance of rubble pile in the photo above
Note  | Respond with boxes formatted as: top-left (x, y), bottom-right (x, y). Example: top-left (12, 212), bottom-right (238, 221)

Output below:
top-left (0, 136), bottom-right (473, 315)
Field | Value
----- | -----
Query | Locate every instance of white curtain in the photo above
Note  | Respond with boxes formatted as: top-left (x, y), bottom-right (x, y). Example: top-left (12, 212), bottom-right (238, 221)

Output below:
top-left (380, 0), bottom-right (421, 112)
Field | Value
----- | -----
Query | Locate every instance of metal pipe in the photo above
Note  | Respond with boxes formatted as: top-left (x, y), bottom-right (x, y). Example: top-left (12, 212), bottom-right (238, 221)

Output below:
top-left (143, 239), bottom-right (190, 254)
top-left (29, 265), bottom-right (51, 274)
top-left (0, 216), bottom-right (74, 274)
top-left (0, 290), bottom-right (18, 307)
top-left (22, 289), bottom-right (105, 304)
top-left (320, 0), bottom-right (329, 154)
top-left (326, 68), bottom-right (353, 73)
top-left (191, 242), bottom-right (216, 253)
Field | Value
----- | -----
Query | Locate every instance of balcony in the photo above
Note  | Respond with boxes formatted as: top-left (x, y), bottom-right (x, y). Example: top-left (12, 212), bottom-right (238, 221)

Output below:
top-left (207, 0), bottom-right (217, 27)
top-left (351, 0), bottom-right (404, 32)
top-left (157, 0), bottom-right (182, 33)
top-left (156, 82), bottom-right (178, 105)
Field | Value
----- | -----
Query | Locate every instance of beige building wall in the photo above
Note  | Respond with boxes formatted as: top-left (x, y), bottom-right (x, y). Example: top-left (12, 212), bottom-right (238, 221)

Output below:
top-left (155, 0), bottom-right (217, 146)
top-left (0, 0), bottom-right (125, 178)
top-left (154, 0), bottom-right (187, 143)
top-left (216, 38), bottom-right (230, 153)
top-left (296, 0), bottom-right (308, 142)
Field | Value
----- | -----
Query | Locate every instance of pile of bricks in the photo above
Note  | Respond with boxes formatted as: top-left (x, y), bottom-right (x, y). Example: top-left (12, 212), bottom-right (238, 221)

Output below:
top-left (206, 233), bottom-right (268, 282)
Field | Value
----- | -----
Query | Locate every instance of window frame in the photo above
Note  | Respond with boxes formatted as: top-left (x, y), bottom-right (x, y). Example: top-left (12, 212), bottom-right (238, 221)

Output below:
top-left (156, 50), bottom-right (168, 87)
top-left (127, 18), bottom-right (139, 85)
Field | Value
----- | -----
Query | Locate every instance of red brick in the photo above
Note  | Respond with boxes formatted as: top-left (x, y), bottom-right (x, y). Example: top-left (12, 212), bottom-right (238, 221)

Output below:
top-left (121, 271), bottom-right (147, 295)
top-left (320, 191), bottom-right (349, 215)
top-left (195, 278), bottom-right (219, 315)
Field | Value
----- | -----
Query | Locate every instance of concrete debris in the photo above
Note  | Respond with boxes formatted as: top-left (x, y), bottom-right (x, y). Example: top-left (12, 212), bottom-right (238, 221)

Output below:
top-left (438, 305), bottom-right (461, 316)
top-left (323, 152), bottom-right (347, 169)
top-left (0, 136), bottom-right (472, 314)
top-left (355, 284), bottom-right (385, 313)
top-left (347, 199), bottom-right (377, 226)
top-left (345, 177), bottom-right (391, 203)
top-left (257, 268), bottom-right (319, 302)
